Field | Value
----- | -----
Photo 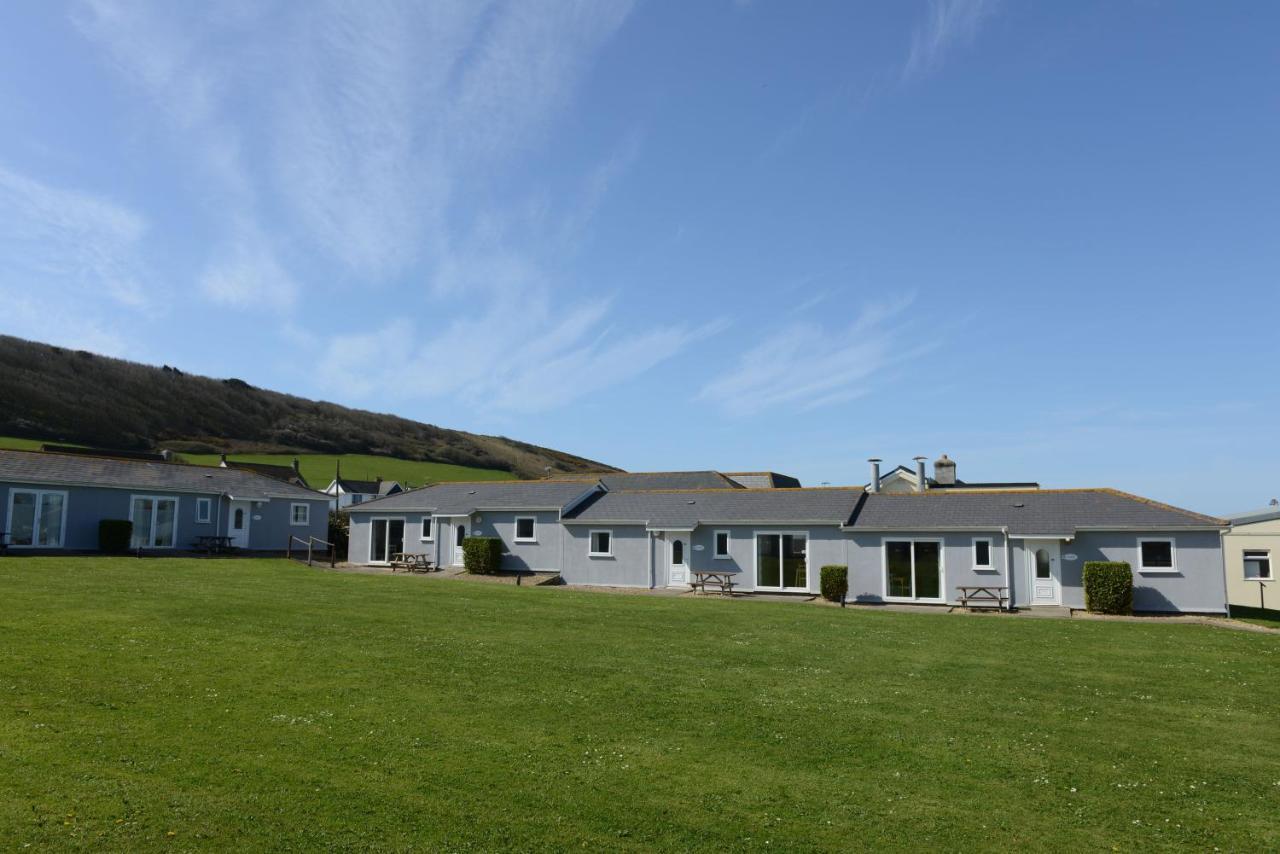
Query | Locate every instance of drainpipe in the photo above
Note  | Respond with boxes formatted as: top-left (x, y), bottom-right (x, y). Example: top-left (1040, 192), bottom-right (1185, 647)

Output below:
top-left (648, 531), bottom-right (655, 589)
top-left (1002, 526), bottom-right (1012, 612)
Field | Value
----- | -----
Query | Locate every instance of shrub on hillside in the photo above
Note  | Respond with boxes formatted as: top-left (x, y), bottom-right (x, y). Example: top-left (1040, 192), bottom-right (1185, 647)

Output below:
top-left (328, 511), bottom-right (349, 561)
top-left (98, 519), bottom-right (132, 553)
top-left (463, 537), bottom-right (504, 575)
top-left (820, 565), bottom-right (849, 603)
top-left (1084, 561), bottom-right (1133, 614)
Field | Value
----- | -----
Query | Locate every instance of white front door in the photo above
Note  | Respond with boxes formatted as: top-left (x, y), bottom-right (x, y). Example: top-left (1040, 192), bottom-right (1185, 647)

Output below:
top-left (453, 520), bottom-right (468, 566)
top-left (228, 500), bottom-right (251, 549)
top-left (1026, 540), bottom-right (1061, 605)
top-left (668, 534), bottom-right (689, 585)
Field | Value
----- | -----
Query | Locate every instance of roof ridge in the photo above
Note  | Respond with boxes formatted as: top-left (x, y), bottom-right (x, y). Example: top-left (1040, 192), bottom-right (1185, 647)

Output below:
top-left (603, 486), bottom-right (863, 494)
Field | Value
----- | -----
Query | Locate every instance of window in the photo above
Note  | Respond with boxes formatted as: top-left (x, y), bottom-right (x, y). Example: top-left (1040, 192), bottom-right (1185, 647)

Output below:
top-left (195, 497), bottom-right (212, 523)
top-left (714, 530), bottom-right (731, 559)
top-left (756, 532), bottom-right (808, 590)
top-left (6, 489), bottom-right (67, 548)
top-left (973, 537), bottom-right (993, 570)
top-left (1244, 550), bottom-right (1272, 580)
top-left (589, 530), bottom-right (612, 557)
top-left (884, 539), bottom-right (943, 601)
top-left (514, 516), bottom-right (536, 543)
top-left (130, 496), bottom-right (178, 549)
top-left (1138, 539), bottom-right (1176, 573)
top-left (420, 518), bottom-right (433, 541)
top-left (290, 503), bottom-right (310, 526)
top-left (370, 518), bottom-right (405, 563)
top-left (349, 494), bottom-right (363, 505)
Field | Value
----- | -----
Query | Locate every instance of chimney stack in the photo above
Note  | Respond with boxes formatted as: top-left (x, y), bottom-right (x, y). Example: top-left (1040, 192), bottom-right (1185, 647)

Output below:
top-left (219, 453), bottom-right (227, 466)
top-left (934, 454), bottom-right (957, 486)
top-left (867, 458), bottom-right (882, 493)
top-left (292, 457), bottom-right (300, 474)
top-left (913, 456), bottom-right (927, 493)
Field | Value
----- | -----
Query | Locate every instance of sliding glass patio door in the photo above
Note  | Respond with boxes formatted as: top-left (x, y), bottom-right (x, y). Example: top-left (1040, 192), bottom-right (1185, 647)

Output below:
top-left (370, 518), bottom-right (405, 563)
top-left (130, 496), bottom-right (178, 549)
top-left (755, 532), bottom-right (808, 591)
top-left (884, 540), bottom-right (942, 601)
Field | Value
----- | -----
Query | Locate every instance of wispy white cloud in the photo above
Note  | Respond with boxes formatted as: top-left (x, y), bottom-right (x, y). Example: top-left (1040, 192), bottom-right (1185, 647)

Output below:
top-left (699, 297), bottom-right (929, 417)
top-left (199, 222), bottom-right (299, 311)
top-left (902, 0), bottom-right (998, 81)
top-left (0, 164), bottom-right (152, 353)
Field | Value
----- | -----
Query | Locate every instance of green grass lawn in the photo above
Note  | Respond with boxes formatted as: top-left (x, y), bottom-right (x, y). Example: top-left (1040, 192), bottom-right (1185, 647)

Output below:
top-left (1, 559), bottom-right (1277, 850)
top-left (0, 437), bottom-right (516, 488)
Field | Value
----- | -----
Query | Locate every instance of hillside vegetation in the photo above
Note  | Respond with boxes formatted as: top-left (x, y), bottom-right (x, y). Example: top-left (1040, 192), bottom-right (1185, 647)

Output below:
top-left (0, 335), bottom-right (612, 478)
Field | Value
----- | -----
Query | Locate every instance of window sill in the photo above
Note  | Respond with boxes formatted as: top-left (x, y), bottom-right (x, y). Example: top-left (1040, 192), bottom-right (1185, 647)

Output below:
top-left (1137, 568), bottom-right (1179, 575)
top-left (1243, 577), bottom-right (1274, 583)
top-left (972, 566), bottom-right (997, 572)
top-left (588, 553), bottom-right (614, 559)
top-left (419, 538), bottom-right (434, 543)
top-left (514, 539), bottom-right (537, 545)
top-left (713, 555), bottom-right (732, 560)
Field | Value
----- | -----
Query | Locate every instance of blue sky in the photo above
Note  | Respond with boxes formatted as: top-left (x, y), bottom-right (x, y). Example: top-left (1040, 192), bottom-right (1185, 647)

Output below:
top-left (0, 1), bottom-right (1276, 513)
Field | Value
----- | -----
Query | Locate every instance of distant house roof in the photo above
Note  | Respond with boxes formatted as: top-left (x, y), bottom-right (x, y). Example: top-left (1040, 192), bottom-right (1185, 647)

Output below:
top-left (337, 478), bottom-right (401, 496)
top-left (562, 488), bottom-right (864, 528)
top-left (344, 480), bottom-right (598, 515)
top-left (40, 444), bottom-right (167, 462)
top-left (1228, 503), bottom-right (1280, 526)
top-left (0, 449), bottom-right (324, 501)
top-left (723, 472), bottom-right (802, 489)
top-left (599, 471), bottom-right (740, 490)
top-left (872, 464), bottom-right (1038, 492)
top-left (221, 461), bottom-right (309, 489)
top-left (845, 490), bottom-right (1224, 536)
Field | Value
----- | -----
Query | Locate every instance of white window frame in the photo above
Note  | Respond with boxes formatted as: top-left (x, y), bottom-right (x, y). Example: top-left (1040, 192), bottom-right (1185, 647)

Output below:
top-left (753, 530), bottom-right (810, 593)
top-left (972, 536), bottom-right (994, 571)
top-left (368, 517), bottom-right (406, 565)
top-left (1243, 549), bottom-right (1272, 581)
top-left (881, 537), bottom-right (946, 603)
top-left (290, 503), bottom-right (311, 526)
top-left (589, 529), bottom-right (613, 558)
top-left (129, 495), bottom-right (179, 549)
top-left (195, 497), bottom-right (212, 524)
top-left (713, 529), bottom-right (731, 559)
top-left (420, 517), bottom-right (434, 542)
top-left (1137, 538), bottom-right (1177, 574)
top-left (514, 516), bottom-right (537, 544)
top-left (4, 488), bottom-right (69, 549)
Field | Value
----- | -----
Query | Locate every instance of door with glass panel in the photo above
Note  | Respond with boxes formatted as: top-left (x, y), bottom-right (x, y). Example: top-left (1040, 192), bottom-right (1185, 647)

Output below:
top-left (1026, 540), bottom-right (1061, 605)
top-left (228, 500), bottom-right (251, 548)
top-left (6, 489), bottom-right (66, 548)
top-left (370, 518), bottom-right (406, 564)
top-left (884, 540), bottom-right (942, 601)
top-left (755, 532), bottom-right (808, 591)
top-left (130, 496), bottom-right (179, 549)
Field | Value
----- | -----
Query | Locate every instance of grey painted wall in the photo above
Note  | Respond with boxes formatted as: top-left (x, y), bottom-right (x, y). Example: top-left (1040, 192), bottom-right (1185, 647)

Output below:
top-left (685, 525), bottom-right (848, 593)
top-left (0, 481), bottom-right (326, 552)
top-left (846, 531), bottom-right (1010, 604)
top-left (1062, 530), bottom-right (1226, 613)
top-left (469, 511), bottom-right (565, 572)
top-left (562, 524), bottom-right (651, 587)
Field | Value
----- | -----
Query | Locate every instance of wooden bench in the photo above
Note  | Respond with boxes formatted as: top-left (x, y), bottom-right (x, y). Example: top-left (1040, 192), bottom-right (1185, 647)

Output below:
top-left (389, 553), bottom-right (434, 573)
top-left (690, 569), bottom-right (739, 596)
top-left (955, 585), bottom-right (1009, 611)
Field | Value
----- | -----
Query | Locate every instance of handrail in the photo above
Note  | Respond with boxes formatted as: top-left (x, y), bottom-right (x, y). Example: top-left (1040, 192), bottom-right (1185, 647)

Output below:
top-left (286, 534), bottom-right (336, 568)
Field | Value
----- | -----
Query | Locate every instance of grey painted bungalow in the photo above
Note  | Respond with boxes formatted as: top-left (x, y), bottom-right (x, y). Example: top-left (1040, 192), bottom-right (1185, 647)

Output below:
top-left (0, 449), bottom-right (329, 553)
top-left (346, 470), bottom-right (1228, 614)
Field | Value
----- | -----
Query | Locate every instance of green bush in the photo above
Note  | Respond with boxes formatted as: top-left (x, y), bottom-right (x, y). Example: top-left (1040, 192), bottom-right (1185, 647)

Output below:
top-left (463, 537), bottom-right (504, 574)
top-left (820, 565), bottom-right (849, 603)
top-left (1084, 561), bottom-right (1133, 614)
top-left (98, 519), bottom-right (132, 553)
top-left (328, 511), bottom-right (349, 561)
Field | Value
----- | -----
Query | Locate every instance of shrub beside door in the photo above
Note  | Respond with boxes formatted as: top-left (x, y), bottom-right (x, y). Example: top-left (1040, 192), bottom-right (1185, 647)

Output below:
top-left (820, 565), bottom-right (849, 603)
top-left (98, 519), bottom-right (132, 553)
top-left (462, 537), bottom-right (504, 574)
top-left (1083, 561), bottom-right (1133, 614)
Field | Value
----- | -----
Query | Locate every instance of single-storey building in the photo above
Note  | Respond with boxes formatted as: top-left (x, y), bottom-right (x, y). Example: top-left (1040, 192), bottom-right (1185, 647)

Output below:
top-left (0, 448), bottom-right (330, 553)
top-left (346, 460), bottom-right (1229, 614)
top-left (1223, 501), bottom-right (1279, 617)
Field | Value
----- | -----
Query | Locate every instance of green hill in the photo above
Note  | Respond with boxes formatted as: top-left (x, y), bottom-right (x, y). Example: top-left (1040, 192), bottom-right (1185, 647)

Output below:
top-left (0, 335), bottom-right (614, 479)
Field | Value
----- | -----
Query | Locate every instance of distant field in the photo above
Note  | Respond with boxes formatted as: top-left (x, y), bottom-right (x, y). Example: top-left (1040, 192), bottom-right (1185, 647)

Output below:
top-left (176, 452), bottom-right (516, 489)
top-left (1, 559), bottom-right (1277, 850)
top-left (0, 437), bottom-right (516, 488)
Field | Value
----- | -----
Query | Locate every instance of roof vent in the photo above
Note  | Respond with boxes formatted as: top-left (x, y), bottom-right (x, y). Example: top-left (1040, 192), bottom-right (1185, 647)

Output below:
top-left (686, 499), bottom-right (696, 504)
top-left (468, 490), bottom-right (477, 495)
top-left (1012, 501), bottom-right (1025, 508)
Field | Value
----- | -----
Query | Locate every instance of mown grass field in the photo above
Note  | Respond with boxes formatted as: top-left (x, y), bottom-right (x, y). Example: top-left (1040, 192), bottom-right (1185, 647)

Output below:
top-left (0, 437), bottom-right (516, 488)
top-left (1, 559), bottom-right (1277, 850)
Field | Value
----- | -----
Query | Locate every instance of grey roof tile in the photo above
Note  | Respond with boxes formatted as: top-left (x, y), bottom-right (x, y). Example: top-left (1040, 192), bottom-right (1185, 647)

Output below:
top-left (562, 488), bottom-right (864, 527)
top-left (0, 449), bottom-right (325, 501)
top-left (848, 490), bottom-right (1224, 535)
top-left (345, 480), bottom-right (598, 515)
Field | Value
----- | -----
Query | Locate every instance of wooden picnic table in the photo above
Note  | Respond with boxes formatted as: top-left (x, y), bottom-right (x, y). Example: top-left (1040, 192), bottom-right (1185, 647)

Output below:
top-left (955, 585), bottom-right (1009, 611)
top-left (193, 535), bottom-right (235, 554)
top-left (690, 568), bottom-right (740, 596)
top-left (389, 552), bottom-right (435, 573)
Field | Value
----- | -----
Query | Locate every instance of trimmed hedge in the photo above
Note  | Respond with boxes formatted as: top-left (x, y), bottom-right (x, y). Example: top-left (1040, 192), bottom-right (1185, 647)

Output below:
top-left (98, 519), bottom-right (132, 553)
top-left (463, 537), bottom-right (504, 575)
top-left (1084, 561), bottom-right (1133, 614)
top-left (820, 565), bottom-right (848, 603)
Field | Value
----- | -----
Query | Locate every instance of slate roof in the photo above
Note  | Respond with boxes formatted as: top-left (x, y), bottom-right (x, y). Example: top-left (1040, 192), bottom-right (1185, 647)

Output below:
top-left (562, 488), bottom-right (864, 528)
top-left (344, 480), bottom-right (598, 515)
top-left (599, 471), bottom-right (740, 490)
top-left (845, 489), bottom-right (1225, 535)
top-left (335, 478), bottom-right (401, 496)
top-left (223, 461), bottom-right (310, 488)
top-left (1228, 503), bottom-right (1280, 525)
top-left (724, 472), bottom-right (802, 489)
top-left (0, 449), bottom-right (326, 501)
